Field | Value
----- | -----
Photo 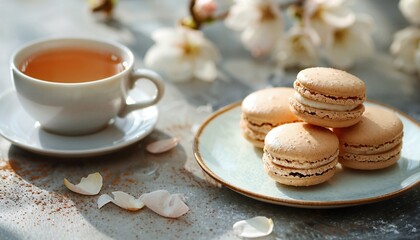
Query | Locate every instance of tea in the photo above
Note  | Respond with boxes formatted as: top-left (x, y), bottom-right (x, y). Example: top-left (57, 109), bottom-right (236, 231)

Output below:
top-left (19, 47), bottom-right (125, 83)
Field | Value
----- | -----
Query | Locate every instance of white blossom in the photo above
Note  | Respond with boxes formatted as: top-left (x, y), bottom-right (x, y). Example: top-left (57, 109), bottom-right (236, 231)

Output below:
top-left (399, 0), bottom-right (420, 25)
top-left (323, 15), bottom-right (374, 69)
top-left (303, 0), bottom-right (355, 46)
top-left (144, 27), bottom-right (220, 82)
top-left (390, 27), bottom-right (420, 74)
top-left (274, 27), bottom-right (317, 68)
top-left (225, 0), bottom-right (283, 57)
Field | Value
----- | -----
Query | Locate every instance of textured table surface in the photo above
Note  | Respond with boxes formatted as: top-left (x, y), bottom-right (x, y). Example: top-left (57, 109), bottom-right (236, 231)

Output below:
top-left (0, 0), bottom-right (419, 239)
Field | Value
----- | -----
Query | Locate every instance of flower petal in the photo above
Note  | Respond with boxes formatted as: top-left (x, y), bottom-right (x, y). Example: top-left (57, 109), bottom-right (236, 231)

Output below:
top-left (98, 191), bottom-right (144, 211)
top-left (199, 40), bottom-right (221, 62)
top-left (144, 45), bottom-right (194, 82)
top-left (225, 2), bottom-right (260, 31)
top-left (321, 6), bottom-right (355, 28)
top-left (233, 216), bottom-right (274, 238)
top-left (151, 28), bottom-right (183, 45)
top-left (64, 172), bottom-right (102, 195)
top-left (140, 190), bottom-right (189, 218)
top-left (399, 0), bottom-right (420, 25)
top-left (241, 20), bottom-right (282, 57)
top-left (194, 58), bottom-right (218, 82)
top-left (275, 27), bottom-right (318, 68)
top-left (111, 191), bottom-right (145, 211)
top-left (323, 16), bottom-right (374, 69)
top-left (390, 27), bottom-right (420, 73)
top-left (146, 138), bottom-right (179, 154)
top-left (97, 194), bottom-right (113, 209)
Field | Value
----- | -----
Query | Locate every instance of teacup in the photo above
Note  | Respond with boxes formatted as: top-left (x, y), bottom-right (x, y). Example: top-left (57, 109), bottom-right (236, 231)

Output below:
top-left (11, 38), bottom-right (164, 135)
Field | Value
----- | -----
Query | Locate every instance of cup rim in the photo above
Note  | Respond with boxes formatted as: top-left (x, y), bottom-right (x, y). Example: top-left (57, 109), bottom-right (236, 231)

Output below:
top-left (11, 37), bottom-right (135, 86)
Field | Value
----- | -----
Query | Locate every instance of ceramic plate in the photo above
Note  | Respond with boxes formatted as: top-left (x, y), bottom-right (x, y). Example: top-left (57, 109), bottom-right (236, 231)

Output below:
top-left (194, 102), bottom-right (420, 208)
top-left (0, 89), bottom-right (158, 157)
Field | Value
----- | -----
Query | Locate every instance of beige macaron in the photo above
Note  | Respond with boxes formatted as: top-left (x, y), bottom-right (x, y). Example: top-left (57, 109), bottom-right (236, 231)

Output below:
top-left (333, 106), bottom-right (404, 170)
top-left (289, 67), bottom-right (366, 128)
top-left (263, 122), bottom-right (339, 186)
top-left (241, 88), bottom-right (300, 148)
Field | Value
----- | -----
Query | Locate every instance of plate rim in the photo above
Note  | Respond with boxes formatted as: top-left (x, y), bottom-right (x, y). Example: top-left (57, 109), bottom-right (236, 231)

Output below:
top-left (0, 89), bottom-right (158, 158)
top-left (193, 101), bottom-right (420, 208)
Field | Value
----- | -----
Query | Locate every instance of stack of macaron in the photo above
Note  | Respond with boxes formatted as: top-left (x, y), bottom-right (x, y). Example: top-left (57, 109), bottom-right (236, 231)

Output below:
top-left (240, 67), bottom-right (404, 187)
top-left (289, 67), bottom-right (366, 128)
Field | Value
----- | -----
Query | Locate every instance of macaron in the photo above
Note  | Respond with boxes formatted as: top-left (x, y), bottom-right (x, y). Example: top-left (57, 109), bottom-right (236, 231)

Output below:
top-left (333, 106), bottom-right (403, 170)
top-left (241, 88), bottom-right (300, 148)
top-left (289, 67), bottom-right (366, 128)
top-left (262, 122), bottom-right (339, 186)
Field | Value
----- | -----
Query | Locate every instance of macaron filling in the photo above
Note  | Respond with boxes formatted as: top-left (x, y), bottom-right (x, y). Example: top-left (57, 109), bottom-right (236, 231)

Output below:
top-left (340, 143), bottom-right (402, 163)
top-left (341, 132), bottom-right (403, 155)
top-left (293, 92), bottom-right (359, 111)
top-left (266, 149), bottom-right (339, 169)
top-left (263, 154), bottom-right (338, 178)
top-left (294, 81), bottom-right (365, 105)
top-left (289, 97), bottom-right (365, 120)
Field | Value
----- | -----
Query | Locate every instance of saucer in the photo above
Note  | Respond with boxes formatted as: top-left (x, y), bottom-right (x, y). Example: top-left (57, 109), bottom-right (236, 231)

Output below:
top-left (0, 89), bottom-right (158, 157)
top-left (194, 102), bottom-right (420, 208)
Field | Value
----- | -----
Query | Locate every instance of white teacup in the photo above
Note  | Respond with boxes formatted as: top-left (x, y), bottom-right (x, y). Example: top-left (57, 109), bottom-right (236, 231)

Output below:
top-left (11, 38), bottom-right (164, 135)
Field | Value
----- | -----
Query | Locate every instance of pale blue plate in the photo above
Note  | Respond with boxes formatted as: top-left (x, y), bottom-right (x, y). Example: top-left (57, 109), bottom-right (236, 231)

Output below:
top-left (194, 102), bottom-right (420, 208)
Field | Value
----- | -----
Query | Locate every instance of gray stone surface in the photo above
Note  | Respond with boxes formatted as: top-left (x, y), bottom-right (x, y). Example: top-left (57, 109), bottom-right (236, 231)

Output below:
top-left (0, 0), bottom-right (419, 239)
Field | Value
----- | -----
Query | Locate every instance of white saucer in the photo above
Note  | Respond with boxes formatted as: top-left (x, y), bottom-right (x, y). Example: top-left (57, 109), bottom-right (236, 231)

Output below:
top-left (0, 89), bottom-right (158, 157)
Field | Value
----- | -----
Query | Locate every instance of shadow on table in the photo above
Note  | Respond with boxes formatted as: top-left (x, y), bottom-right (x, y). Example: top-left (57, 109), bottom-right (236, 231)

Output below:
top-left (0, 225), bottom-right (20, 240)
top-left (5, 129), bottom-right (219, 239)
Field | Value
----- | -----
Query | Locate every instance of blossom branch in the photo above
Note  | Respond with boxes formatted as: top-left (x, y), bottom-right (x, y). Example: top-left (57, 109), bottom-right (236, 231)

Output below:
top-left (187, 0), bottom-right (304, 30)
top-left (143, 0), bottom-right (376, 82)
top-left (189, 0), bottom-right (201, 29)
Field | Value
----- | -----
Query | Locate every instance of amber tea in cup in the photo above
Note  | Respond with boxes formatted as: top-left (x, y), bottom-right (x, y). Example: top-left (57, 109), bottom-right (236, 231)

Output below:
top-left (19, 47), bottom-right (125, 83)
top-left (12, 38), bottom-right (164, 135)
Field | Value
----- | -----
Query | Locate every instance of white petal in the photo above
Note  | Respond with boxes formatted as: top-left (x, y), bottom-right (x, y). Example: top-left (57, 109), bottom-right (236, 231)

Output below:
top-left (146, 138), bottom-right (179, 154)
top-left (98, 191), bottom-right (144, 211)
top-left (199, 40), bottom-right (221, 62)
top-left (390, 27), bottom-right (420, 73)
top-left (64, 172), bottom-right (102, 196)
top-left (324, 17), bottom-right (374, 69)
top-left (151, 28), bottom-right (183, 45)
top-left (97, 194), bottom-right (113, 208)
top-left (194, 58), bottom-right (218, 82)
top-left (275, 28), bottom-right (318, 68)
top-left (308, 18), bottom-right (334, 46)
top-left (110, 191), bottom-right (145, 211)
top-left (321, 7), bottom-right (355, 28)
top-left (225, 3), bottom-right (259, 31)
top-left (399, 0), bottom-right (420, 25)
top-left (241, 21), bottom-right (282, 57)
top-left (140, 190), bottom-right (189, 218)
top-left (233, 216), bottom-right (274, 238)
top-left (184, 28), bottom-right (207, 46)
top-left (144, 45), bottom-right (194, 82)
top-left (324, 0), bottom-right (346, 8)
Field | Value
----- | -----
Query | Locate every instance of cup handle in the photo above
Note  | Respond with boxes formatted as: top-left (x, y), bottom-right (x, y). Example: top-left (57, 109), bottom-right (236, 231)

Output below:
top-left (118, 69), bottom-right (165, 117)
